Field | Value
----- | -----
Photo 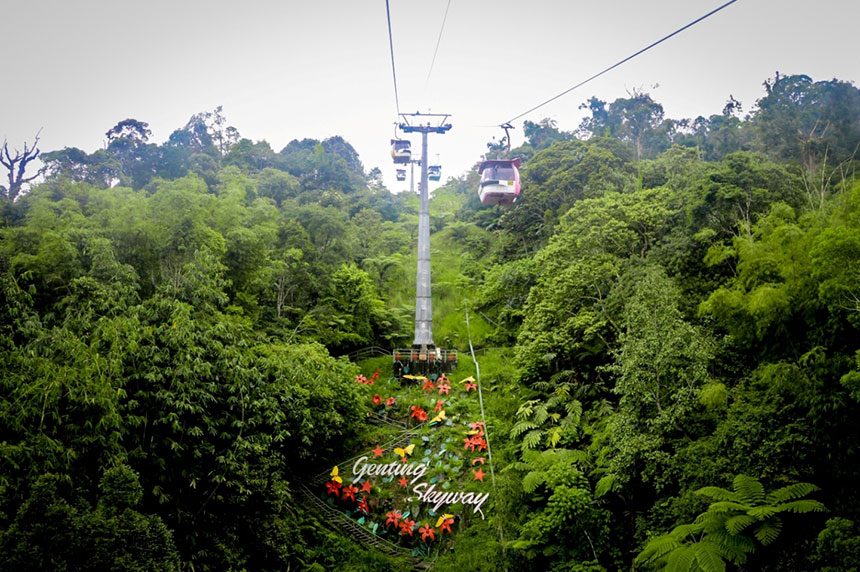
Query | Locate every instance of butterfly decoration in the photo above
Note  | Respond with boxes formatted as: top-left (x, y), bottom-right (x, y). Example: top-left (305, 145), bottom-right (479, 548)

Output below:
top-left (403, 374), bottom-right (427, 381)
top-left (430, 409), bottom-right (446, 424)
top-left (394, 443), bottom-right (415, 459)
top-left (330, 466), bottom-right (342, 484)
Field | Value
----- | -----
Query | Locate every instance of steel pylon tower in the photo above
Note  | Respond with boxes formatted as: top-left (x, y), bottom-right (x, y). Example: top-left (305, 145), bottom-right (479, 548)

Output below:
top-left (399, 113), bottom-right (451, 350)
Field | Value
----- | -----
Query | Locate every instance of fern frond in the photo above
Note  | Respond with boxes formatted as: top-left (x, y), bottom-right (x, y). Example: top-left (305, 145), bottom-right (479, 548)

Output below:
top-left (565, 399), bottom-right (583, 422)
top-left (533, 405), bottom-right (549, 425)
top-left (706, 530), bottom-right (755, 564)
top-left (747, 506), bottom-right (778, 519)
top-left (594, 474), bottom-right (616, 498)
top-left (724, 514), bottom-right (756, 535)
top-left (510, 420), bottom-right (538, 438)
top-left (732, 475), bottom-right (765, 504)
top-left (522, 471), bottom-right (546, 493)
top-left (636, 535), bottom-right (681, 564)
top-left (671, 522), bottom-right (705, 540)
top-left (522, 430), bottom-right (543, 451)
top-left (775, 499), bottom-right (826, 514)
top-left (753, 520), bottom-right (782, 545)
top-left (766, 482), bottom-right (818, 504)
top-left (666, 545), bottom-right (696, 572)
top-left (545, 426), bottom-right (562, 448)
top-left (516, 400), bottom-right (539, 419)
top-left (693, 542), bottom-right (727, 572)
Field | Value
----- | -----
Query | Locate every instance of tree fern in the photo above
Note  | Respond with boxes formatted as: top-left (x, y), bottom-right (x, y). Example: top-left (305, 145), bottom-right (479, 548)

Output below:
top-left (637, 475), bottom-right (824, 571)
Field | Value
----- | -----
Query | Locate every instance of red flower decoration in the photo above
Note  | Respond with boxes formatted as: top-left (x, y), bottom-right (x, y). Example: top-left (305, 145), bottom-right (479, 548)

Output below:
top-left (361, 480), bottom-right (373, 493)
top-left (357, 496), bottom-right (370, 514)
top-left (410, 405), bottom-right (428, 422)
top-left (438, 516), bottom-right (455, 534)
top-left (355, 374), bottom-right (368, 384)
top-left (370, 368), bottom-right (380, 383)
top-left (398, 476), bottom-right (409, 488)
top-left (372, 445), bottom-right (384, 458)
top-left (341, 484), bottom-right (358, 503)
top-left (422, 379), bottom-right (436, 392)
top-left (385, 396), bottom-right (396, 407)
top-left (473, 467), bottom-right (486, 482)
top-left (469, 421), bottom-right (485, 434)
top-left (325, 480), bottom-right (342, 496)
top-left (372, 394), bottom-right (382, 406)
top-left (437, 382), bottom-right (451, 395)
top-left (419, 524), bottom-right (435, 542)
top-left (471, 456), bottom-right (486, 466)
top-left (400, 518), bottom-right (416, 536)
top-left (464, 435), bottom-right (488, 453)
top-left (385, 510), bottom-right (402, 528)
top-left (434, 399), bottom-right (445, 412)
top-left (464, 381), bottom-right (478, 392)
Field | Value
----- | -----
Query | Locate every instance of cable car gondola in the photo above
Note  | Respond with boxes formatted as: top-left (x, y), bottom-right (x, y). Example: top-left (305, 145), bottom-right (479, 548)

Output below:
top-left (396, 168), bottom-right (406, 181)
top-left (477, 158), bottom-right (521, 205)
top-left (391, 139), bottom-right (411, 164)
top-left (428, 165), bottom-right (442, 181)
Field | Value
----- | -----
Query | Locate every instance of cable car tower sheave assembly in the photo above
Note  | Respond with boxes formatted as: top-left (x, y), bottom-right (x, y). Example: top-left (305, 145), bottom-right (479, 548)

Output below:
top-left (391, 112), bottom-right (457, 378)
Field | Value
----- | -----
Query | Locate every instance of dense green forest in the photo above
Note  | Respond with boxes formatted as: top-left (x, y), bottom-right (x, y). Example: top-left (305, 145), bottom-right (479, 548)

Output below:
top-left (2, 73), bottom-right (860, 571)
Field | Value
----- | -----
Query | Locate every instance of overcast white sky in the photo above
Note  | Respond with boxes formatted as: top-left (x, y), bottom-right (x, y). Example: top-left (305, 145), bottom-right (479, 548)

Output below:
top-left (4, 0), bottom-right (858, 193)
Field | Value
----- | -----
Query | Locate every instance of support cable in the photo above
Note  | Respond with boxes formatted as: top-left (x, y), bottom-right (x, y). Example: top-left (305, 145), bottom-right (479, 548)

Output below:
top-left (425, 0), bottom-right (453, 89)
top-left (464, 306), bottom-right (505, 551)
top-left (502, 0), bottom-right (740, 125)
top-left (384, 0), bottom-right (402, 116)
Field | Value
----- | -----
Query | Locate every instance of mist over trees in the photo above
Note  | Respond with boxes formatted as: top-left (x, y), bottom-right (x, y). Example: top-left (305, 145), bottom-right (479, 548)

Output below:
top-left (2, 73), bottom-right (860, 571)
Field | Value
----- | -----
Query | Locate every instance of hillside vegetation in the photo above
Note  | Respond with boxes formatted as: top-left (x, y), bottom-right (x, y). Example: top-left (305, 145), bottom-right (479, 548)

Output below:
top-left (2, 73), bottom-right (860, 571)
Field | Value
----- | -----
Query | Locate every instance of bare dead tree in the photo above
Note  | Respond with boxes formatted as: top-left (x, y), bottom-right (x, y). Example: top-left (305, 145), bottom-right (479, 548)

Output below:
top-left (1, 132), bottom-right (44, 201)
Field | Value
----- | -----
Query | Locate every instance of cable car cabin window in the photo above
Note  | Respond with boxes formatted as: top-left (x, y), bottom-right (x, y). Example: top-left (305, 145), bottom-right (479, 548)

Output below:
top-left (481, 165), bottom-right (515, 182)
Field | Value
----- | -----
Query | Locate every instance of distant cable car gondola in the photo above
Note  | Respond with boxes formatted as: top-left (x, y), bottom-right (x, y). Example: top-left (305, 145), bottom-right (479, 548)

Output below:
top-left (428, 165), bottom-right (442, 181)
top-left (391, 139), bottom-right (411, 164)
top-left (477, 158), bottom-right (521, 205)
top-left (396, 168), bottom-right (406, 181)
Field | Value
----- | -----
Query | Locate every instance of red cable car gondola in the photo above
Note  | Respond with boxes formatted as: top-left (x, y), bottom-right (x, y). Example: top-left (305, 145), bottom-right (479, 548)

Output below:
top-left (391, 139), bottom-right (411, 164)
top-left (477, 158), bottom-right (521, 205)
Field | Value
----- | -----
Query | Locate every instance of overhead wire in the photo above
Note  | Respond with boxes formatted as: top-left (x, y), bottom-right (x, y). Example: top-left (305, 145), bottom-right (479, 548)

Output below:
top-left (384, 0), bottom-right (402, 117)
top-left (501, 0), bottom-right (741, 125)
top-left (424, 0), bottom-right (453, 91)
